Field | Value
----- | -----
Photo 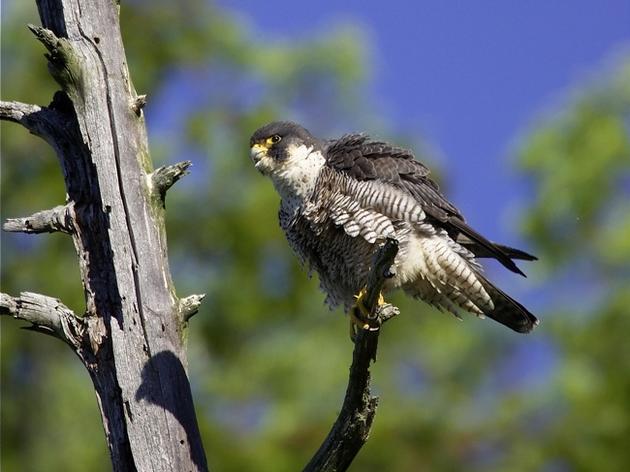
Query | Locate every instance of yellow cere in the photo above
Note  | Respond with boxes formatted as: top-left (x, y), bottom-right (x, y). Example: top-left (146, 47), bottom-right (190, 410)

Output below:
top-left (251, 142), bottom-right (268, 151)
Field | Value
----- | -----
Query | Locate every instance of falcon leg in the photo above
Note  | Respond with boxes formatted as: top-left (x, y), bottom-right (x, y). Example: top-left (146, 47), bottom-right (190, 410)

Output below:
top-left (349, 287), bottom-right (386, 340)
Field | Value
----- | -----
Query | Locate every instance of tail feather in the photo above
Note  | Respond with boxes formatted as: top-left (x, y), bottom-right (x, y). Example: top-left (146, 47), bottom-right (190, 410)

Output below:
top-left (462, 240), bottom-right (537, 262)
top-left (455, 233), bottom-right (538, 262)
top-left (477, 274), bottom-right (539, 333)
top-left (403, 232), bottom-right (539, 334)
top-left (448, 217), bottom-right (527, 276)
top-left (492, 244), bottom-right (537, 261)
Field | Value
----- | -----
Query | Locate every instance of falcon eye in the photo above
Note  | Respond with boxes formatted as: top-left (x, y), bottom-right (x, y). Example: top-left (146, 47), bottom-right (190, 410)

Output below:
top-left (269, 135), bottom-right (282, 144)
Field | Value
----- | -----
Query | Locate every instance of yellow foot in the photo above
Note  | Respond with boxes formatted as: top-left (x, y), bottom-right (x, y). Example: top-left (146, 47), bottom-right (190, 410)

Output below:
top-left (349, 288), bottom-right (386, 340)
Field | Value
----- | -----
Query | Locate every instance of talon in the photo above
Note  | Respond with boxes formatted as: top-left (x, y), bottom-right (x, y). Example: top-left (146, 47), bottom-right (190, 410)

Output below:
top-left (352, 287), bottom-right (371, 320)
top-left (348, 287), bottom-right (386, 340)
top-left (350, 308), bottom-right (370, 330)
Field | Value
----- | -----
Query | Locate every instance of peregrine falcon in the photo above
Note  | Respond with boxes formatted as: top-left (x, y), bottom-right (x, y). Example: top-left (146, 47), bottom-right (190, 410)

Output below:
top-left (250, 121), bottom-right (538, 334)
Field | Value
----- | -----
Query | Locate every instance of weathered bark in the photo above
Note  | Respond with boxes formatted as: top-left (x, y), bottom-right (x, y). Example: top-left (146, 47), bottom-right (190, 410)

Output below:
top-left (2, 1), bottom-right (405, 470)
top-left (304, 239), bottom-right (400, 472)
top-left (3, 203), bottom-right (74, 233)
top-left (1, 1), bottom-right (208, 470)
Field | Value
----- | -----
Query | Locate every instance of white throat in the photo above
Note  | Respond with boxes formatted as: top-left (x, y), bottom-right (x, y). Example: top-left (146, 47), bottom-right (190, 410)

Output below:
top-left (271, 144), bottom-right (325, 204)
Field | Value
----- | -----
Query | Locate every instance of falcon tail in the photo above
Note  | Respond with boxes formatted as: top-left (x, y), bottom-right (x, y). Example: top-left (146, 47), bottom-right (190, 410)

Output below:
top-left (401, 232), bottom-right (538, 333)
top-left (458, 239), bottom-right (538, 262)
top-left (448, 217), bottom-right (532, 276)
top-left (477, 274), bottom-right (539, 333)
top-left (491, 244), bottom-right (537, 261)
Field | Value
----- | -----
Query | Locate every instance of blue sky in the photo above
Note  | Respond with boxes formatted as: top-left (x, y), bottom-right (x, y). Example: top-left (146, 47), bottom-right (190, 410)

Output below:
top-left (214, 1), bottom-right (629, 421)
top-left (221, 0), bottom-right (629, 246)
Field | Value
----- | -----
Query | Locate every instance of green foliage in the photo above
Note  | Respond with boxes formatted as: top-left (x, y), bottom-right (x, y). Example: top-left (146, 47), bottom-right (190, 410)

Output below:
top-left (2, 1), bottom-right (629, 471)
top-left (515, 54), bottom-right (630, 472)
top-left (519, 58), bottom-right (630, 271)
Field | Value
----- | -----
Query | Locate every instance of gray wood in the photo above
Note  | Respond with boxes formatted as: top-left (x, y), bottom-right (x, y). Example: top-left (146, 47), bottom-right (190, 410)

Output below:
top-left (1, 1), bottom-right (401, 470)
top-left (0, 291), bottom-right (84, 343)
top-left (1, 1), bottom-right (208, 470)
top-left (3, 203), bottom-right (74, 233)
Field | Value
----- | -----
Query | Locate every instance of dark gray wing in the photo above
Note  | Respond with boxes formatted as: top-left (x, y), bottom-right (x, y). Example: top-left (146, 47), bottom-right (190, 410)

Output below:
top-left (324, 134), bottom-right (534, 276)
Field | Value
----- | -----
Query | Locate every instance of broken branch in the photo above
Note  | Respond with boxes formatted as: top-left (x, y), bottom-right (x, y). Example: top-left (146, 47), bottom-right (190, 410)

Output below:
top-left (0, 291), bottom-right (85, 348)
top-left (3, 203), bottom-right (74, 234)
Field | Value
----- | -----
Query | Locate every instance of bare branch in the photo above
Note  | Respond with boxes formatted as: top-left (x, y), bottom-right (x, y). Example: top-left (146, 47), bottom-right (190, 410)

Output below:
top-left (304, 239), bottom-right (400, 472)
top-left (3, 203), bottom-right (74, 234)
top-left (0, 292), bottom-right (85, 348)
top-left (131, 94), bottom-right (147, 115)
top-left (27, 24), bottom-right (59, 51)
top-left (180, 294), bottom-right (206, 322)
top-left (0, 100), bottom-right (43, 123)
top-left (0, 99), bottom-right (69, 144)
top-left (28, 24), bottom-right (83, 94)
top-left (150, 161), bottom-right (192, 200)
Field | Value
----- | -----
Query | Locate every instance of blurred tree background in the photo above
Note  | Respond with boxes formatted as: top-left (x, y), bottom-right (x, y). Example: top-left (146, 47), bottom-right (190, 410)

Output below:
top-left (2, 1), bottom-right (629, 471)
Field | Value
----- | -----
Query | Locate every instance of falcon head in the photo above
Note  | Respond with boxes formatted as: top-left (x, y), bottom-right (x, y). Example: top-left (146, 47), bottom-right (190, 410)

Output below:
top-left (250, 121), bottom-right (325, 200)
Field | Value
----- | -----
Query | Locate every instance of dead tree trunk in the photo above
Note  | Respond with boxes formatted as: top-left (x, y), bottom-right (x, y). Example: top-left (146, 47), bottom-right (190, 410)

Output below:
top-left (0, 1), bottom-right (208, 470)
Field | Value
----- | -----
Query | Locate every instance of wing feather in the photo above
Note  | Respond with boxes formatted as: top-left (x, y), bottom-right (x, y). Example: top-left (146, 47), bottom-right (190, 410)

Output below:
top-left (324, 134), bottom-right (533, 275)
top-left (306, 167), bottom-right (423, 244)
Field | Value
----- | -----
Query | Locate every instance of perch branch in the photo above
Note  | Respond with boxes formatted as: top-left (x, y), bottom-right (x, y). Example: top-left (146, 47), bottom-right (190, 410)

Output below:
top-left (304, 238), bottom-right (400, 472)
top-left (0, 291), bottom-right (85, 348)
top-left (3, 203), bottom-right (74, 234)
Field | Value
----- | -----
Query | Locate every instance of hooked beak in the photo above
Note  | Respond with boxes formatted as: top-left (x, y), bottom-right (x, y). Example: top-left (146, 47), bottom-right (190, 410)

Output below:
top-left (250, 143), bottom-right (267, 167)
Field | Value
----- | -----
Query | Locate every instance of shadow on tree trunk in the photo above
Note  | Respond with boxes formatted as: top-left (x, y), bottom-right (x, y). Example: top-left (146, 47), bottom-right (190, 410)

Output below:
top-left (136, 350), bottom-right (208, 471)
